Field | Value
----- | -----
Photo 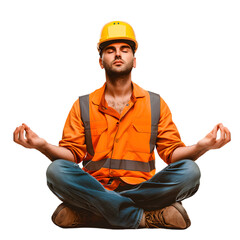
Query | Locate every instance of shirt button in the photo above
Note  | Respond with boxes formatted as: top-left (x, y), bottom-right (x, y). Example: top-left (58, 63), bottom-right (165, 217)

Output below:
top-left (115, 138), bottom-right (119, 143)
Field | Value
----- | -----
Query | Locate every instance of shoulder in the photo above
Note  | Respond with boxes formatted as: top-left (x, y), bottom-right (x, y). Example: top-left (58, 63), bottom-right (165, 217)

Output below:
top-left (79, 84), bottom-right (106, 106)
top-left (132, 82), bottom-right (160, 99)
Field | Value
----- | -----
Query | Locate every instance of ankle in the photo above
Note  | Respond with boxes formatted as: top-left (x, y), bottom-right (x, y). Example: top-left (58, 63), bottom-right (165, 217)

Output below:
top-left (139, 212), bottom-right (146, 228)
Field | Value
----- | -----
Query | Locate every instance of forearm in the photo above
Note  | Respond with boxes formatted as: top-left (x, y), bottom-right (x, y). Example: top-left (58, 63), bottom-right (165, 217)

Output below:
top-left (36, 142), bottom-right (75, 162)
top-left (171, 123), bottom-right (231, 163)
top-left (171, 144), bottom-right (208, 163)
top-left (14, 124), bottom-right (75, 162)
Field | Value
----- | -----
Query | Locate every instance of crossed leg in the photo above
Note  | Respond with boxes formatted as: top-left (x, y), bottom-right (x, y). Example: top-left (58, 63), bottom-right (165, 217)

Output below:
top-left (46, 159), bottom-right (200, 229)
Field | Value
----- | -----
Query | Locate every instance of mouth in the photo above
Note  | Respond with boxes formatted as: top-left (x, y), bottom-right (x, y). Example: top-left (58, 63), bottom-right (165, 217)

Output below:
top-left (113, 60), bottom-right (124, 65)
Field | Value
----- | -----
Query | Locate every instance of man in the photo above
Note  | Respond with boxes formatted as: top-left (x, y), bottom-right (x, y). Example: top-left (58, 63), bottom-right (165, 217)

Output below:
top-left (13, 21), bottom-right (231, 229)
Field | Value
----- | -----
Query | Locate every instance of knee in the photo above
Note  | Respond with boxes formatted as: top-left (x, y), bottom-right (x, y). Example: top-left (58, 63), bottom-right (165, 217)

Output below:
top-left (180, 159), bottom-right (201, 184)
top-left (46, 159), bottom-right (70, 183)
top-left (172, 159), bottom-right (201, 185)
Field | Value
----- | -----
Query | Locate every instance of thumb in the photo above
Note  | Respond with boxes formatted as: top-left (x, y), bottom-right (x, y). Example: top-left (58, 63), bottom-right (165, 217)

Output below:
top-left (22, 123), bottom-right (30, 131)
top-left (211, 125), bottom-right (218, 139)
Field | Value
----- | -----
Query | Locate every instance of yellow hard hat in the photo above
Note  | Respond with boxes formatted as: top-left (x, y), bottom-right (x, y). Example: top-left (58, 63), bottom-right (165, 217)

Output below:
top-left (97, 21), bottom-right (138, 55)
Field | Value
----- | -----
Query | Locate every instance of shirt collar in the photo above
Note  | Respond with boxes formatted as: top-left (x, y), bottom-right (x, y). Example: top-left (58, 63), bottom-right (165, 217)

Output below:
top-left (91, 81), bottom-right (146, 106)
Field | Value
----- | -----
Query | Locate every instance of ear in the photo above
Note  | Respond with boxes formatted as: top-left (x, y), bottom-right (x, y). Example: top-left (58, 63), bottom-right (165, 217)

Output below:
top-left (133, 57), bottom-right (136, 68)
top-left (99, 58), bottom-right (104, 69)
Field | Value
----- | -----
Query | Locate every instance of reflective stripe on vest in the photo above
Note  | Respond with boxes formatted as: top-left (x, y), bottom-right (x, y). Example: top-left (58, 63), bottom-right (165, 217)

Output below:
top-left (82, 158), bottom-right (155, 172)
top-left (79, 91), bottom-right (160, 172)
top-left (79, 95), bottom-right (95, 156)
top-left (149, 91), bottom-right (160, 153)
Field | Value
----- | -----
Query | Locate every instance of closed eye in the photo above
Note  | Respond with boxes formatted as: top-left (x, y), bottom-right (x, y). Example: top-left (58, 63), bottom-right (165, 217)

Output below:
top-left (121, 46), bottom-right (131, 53)
top-left (105, 47), bottom-right (115, 53)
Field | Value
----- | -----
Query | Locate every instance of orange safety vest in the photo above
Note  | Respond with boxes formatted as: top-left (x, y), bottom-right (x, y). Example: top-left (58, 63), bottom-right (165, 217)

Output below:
top-left (59, 82), bottom-right (185, 190)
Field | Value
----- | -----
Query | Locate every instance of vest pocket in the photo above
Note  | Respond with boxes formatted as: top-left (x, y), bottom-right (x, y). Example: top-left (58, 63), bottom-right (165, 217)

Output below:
top-left (127, 122), bottom-right (152, 153)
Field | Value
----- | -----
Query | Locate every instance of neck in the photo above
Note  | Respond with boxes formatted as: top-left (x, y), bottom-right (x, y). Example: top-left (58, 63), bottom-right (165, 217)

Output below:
top-left (105, 73), bottom-right (132, 99)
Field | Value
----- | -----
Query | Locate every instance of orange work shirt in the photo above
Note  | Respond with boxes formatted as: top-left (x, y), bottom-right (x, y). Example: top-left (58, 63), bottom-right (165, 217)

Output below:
top-left (59, 82), bottom-right (185, 190)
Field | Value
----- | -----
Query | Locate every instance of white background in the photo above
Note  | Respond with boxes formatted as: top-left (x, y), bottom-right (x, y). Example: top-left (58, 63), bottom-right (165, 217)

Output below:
top-left (1, 0), bottom-right (239, 239)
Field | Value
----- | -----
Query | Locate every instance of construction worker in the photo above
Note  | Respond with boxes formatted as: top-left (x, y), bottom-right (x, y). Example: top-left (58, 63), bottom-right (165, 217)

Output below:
top-left (13, 21), bottom-right (231, 229)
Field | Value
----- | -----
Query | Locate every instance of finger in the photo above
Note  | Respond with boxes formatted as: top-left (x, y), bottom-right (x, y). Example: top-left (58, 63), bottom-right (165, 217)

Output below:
top-left (224, 127), bottom-right (231, 143)
top-left (219, 124), bottom-right (225, 140)
top-left (216, 126), bottom-right (231, 148)
top-left (25, 126), bottom-right (35, 139)
top-left (13, 126), bottom-right (20, 143)
top-left (18, 126), bottom-right (25, 141)
top-left (211, 125), bottom-right (218, 139)
top-left (13, 126), bottom-right (28, 147)
top-left (25, 128), bottom-right (33, 140)
top-left (18, 126), bottom-right (30, 148)
top-left (221, 127), bottom-right (231, 147)
top-left (22, 123), bottom-right (30, 131)
top-left (213, 124), bottom-right (225, 148)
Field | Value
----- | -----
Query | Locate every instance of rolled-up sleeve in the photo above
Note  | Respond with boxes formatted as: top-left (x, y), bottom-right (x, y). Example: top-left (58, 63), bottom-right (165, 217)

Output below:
top-left (156, 98), bottom-right (185, 164)
top-left (59, 99), bottom-right (86, 163)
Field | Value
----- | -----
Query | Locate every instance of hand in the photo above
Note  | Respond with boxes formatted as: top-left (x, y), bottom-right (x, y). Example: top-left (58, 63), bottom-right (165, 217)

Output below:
top-left (13, 123), bottom-right (47, 149)
top-left (197, 123), bottom-right (231, 151)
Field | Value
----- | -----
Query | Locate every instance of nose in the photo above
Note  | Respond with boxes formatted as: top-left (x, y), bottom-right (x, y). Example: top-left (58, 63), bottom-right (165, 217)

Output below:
top-left (115, 48), bottom-right (121, 59)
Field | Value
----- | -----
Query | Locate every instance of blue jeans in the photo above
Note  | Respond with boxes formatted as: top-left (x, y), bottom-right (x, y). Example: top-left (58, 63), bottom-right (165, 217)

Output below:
top-left (46, 159), bottom-right (200, 229)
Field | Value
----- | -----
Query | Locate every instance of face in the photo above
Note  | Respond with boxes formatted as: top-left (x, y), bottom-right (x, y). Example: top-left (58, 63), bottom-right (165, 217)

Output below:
top-left (99, 42), bottom-right (136, 78)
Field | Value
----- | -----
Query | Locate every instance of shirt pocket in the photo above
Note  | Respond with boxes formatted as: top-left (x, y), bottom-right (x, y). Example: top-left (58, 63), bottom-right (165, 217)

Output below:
top-left (127, 121), bottom-right (152, 153)
top-left (85, 120), bottom-right (108, 153)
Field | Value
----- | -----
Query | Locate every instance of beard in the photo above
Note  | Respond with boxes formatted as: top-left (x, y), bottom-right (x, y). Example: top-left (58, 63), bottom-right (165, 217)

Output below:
top-left (102, 58), bottom-right (134, 83)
